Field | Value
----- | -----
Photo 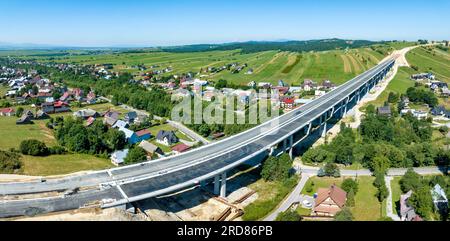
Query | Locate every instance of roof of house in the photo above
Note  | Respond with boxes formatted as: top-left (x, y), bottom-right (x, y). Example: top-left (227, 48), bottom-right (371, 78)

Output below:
top-left (73, 109), bottom-right (98, 118)
top-left (378, 106), bottom-right (392, 115)
top-left (125, 111), bottom-right (138, 120)
top-left (431, 184), bottom-right (448, 202)
top-left (138, 141), bottom-right (161, 154)
top-left (136, 129), bottom-right (151, 137)
top-left (172, 143), bottom-right (191, 153)
top-left (86, 117), bottom-right (96, 127)
top-left (315, 185), bottom-right (347, 208)
top-left (119, 127), bottom-right (135, 139)
top-left (112, 120), bottom-right (129, 129)
top-left (156, 130), bottom-right (178, 143)
top-left (0, 108), bottom-right (15, 113)
top-left (111, 149), bottom-right (129, 164)
top-left (400, 190), bottom-right (414, 217)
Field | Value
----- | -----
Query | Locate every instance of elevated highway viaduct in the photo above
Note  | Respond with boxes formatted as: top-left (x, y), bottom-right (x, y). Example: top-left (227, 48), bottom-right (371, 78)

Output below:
top-left (0, 59), bottom-right (395, 218)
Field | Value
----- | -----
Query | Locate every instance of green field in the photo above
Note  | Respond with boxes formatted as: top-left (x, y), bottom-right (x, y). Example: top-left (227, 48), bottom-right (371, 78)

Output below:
top-left (407, 46), bottom-right (450, 83)
top-left (23, 47), bottom-right (390, 86)
top-left (0, 117), bottom-right (57, 150)
top-left (21, 154), bottom-right (113, 176)
top-left (302, 176), bottom-right (382, 221)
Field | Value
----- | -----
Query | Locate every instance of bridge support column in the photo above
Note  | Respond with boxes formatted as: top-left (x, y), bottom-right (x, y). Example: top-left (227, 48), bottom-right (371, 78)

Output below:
top-left (283, 139), bottom-right (287, 152)
top-left (214, 175), bottom-right (220, 195)
top-left (322, 122), bottom-right (327, 138)
top-left (288, 135), bottom-right (294, 159)
top-left (220, 172), bottom-right (227, 198)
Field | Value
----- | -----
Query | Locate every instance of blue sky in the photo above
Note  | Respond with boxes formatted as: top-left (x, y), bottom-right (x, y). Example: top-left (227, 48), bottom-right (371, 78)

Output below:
top-left (0, 0), bottom-right (449, 47)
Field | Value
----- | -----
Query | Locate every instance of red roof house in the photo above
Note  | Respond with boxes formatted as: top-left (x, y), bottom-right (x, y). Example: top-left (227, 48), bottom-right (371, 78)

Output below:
top-left (313, 185), bottom-right (347, 217)
top-left (172, 143), bottom-right (191, 154)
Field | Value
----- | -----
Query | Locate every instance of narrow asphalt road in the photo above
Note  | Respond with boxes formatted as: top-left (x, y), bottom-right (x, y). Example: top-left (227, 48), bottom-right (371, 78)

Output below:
top-left (264, 174), bottom-right (312, 221)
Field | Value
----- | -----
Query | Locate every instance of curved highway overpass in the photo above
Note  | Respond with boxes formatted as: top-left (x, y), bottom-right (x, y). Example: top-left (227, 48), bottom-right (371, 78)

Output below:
top-left (0, 58), bottom-right (395, 218)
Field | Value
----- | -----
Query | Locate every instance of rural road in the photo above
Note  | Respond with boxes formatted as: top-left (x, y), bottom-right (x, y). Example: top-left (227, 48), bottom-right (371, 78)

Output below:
top-left (263, 174), bottom-right (312, 221)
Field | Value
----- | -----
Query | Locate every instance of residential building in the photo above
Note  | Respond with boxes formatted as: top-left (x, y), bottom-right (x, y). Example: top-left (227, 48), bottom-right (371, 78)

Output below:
top-left (35, 110), bottom-right (49, 120)
top-left (431, 184), bottom-right (448, 214)
top-left (135, 129), bottom-right (152, 142)
top-left (313, 185), bottom-right (347, 217)
top-left (400, 190), bottom-right (423, 221)
top-left (104, 111), bottom-right (120, 126)
top-left (110, 149), bottom-right (129, 166)
top-left (139, 141), bottom-right (164, 157)
top-left (73, 109), bottom-right (99, 119)
top-left (0, 108), bottom-right (15, 117)
top-left (172, 143), bottom-right (191, 154)
top-left (377, 106), bottom-right (392, 117)
top-left (112, 120), bottom-right (129, 129)
top-left (124, 112), bottom-right (138, 124)
top-left (156, 130), bottom-right (179, 146)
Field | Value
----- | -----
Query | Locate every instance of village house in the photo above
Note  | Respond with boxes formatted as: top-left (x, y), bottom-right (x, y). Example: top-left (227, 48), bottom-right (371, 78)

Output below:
top-left (139, 141), bottom-right (164, 158)
top-left (156, 130), bottom-right (179, 146)
top-left (431, 184), bottom-right (448, 214)
top-left (16, 110), bottom-right (34, 125)
top-left (0, 108), bottom-right (15, 117)
top-left (280, 97), bottom-right (295, 110)
top-left (172, 143), bottom-right (191, 154)
top-left (313, 185), bottom-right (347, 217)
top-left (124, 112), bottom-right (138, 124)
top-left (400, 190), bottom-right (423, 221)
top-left (104, 111), bottom-right (120, 126)
top-left (431, 106), bottom-right (450, 118)
top-left (73, 109), bottom-right (99, 119)
top-left (112, 120), bottom-right (129, 129)
top-left (411, 73), bottom-right (435, 81)
top-left (377, 106), bottom-right (392, 117)
top-left (110, 149), bottom-right (129, 166)
top-left (85, 117), bottom-right (96, 127)
top-left (35, 110), bottom-right (49, 120)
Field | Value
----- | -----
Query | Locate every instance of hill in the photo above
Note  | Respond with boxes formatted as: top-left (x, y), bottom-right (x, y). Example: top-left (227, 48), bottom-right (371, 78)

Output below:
top-left (161, 38), bottom-right (381, 53)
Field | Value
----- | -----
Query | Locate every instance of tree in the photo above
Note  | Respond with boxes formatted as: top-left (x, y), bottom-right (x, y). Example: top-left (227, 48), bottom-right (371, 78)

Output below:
top-left (19, 140), bottom-right (49, 156)
top-left (15, 107), bottom-right (24, 117)
top-left (373, 172), bottom-right (388, 202)
top-left (302, 147), bottom-right (336, 164)
top-left (346, 189), bottom-right (356, 207)
top-left (408, 186), bottom-right (433, 220)
top-left (335, 208), bottom-right (353, 221)
top-left (322, 162), bottom-right (340, 177)
top-left (275, 210), bottom-right (302, 221)
top-left (388, 92), bottom-right (399, 103)
top-left (0, 150), bottom-right (22, 174)
top-left (399, 168), bottom-right (423, 193)
top-left (341, 179), bottom-right (359, 194)
top-left (371, 155), bottom-right (390, 174)
top-left (124, 147), bottom-right (147, 164)
top-left (261, 154), bottom-right (293, 182)
top-left (105, 128), bottom-right (126, 151)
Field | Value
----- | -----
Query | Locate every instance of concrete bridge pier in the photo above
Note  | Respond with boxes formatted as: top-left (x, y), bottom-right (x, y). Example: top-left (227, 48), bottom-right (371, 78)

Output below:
top-left (214, 175), bottom-right (220, 195)
top-left (220, 172), bottom-right (227, 198)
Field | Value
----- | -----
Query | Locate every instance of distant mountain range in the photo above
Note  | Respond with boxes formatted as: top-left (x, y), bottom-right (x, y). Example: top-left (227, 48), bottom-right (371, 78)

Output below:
top-left (0, 38), bottom-right (385, 53)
